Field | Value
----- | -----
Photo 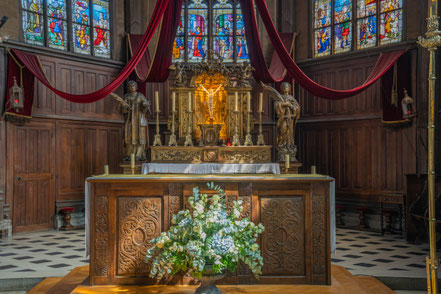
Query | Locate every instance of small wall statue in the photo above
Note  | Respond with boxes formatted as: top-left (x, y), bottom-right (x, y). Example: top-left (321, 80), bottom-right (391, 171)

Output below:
top-left (261, 81), bottom-right (300, 162)
top-left (111, 81), bottom-right (151, 161)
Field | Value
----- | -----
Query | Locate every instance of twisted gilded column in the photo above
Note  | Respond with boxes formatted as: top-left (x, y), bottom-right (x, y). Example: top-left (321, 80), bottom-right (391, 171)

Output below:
top-left (417, 1), bottom-right (441, 293)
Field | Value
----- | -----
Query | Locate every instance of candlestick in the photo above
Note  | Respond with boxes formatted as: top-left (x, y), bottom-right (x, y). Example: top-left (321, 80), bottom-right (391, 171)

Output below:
top-left (247, 92), bottom-right (251, 112)
top-left (234, 92), bottom-right (239, 112)
top-left (155, 91), bottom-right (159, 112)
top-left (285, 154), bottom-right (290, 173)
top-left (152, 108), bottom-right (162, 146)
top-left (188, 92), bottom-right (192, 111)
top-left (232, 108), bottom-right (240, 146)
top-left (311, 165), bottom-right (316, 174)
top-left (244, 106), bottom-right (253, 146)
top-left (259, 92), bottom-right (263, 112)
top-left (172, 92), bottom-right (176, 112)
top-left (130, 153), bottom-right (135, 175)
top-left (184, 96), bottom-right (193, 146)
top-left (257, 103), bottom-right (265, 146)
top-left (104, 165), bottom-right (109, 175)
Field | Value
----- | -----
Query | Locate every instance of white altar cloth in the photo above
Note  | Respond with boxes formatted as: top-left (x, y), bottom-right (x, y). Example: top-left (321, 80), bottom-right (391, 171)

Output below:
top-left (142, 163), bottom-right (281, 175)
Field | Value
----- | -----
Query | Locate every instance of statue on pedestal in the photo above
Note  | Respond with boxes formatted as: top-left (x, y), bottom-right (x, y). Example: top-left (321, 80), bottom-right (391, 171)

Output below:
top-left (261, 81), bottom-right (300, 162)
top-left (111, 81), bottom-right (151, 161)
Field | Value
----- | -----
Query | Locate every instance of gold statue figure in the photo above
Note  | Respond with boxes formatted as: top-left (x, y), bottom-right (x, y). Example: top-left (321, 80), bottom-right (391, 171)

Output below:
top-left (261, 81), bottom-right (300, 161)
top-left (111, 81), bottom-right (151, 161)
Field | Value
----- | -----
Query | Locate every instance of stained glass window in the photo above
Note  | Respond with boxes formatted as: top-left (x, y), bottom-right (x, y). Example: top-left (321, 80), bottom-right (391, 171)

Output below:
top-left (21, 0), bottom-right (112, 58)
top-left (175, 0), bottom-right (249, 63)
top-left (22, 0), bottom-right (44, 45)
top-left (313, 0), bottom-right (403, 57)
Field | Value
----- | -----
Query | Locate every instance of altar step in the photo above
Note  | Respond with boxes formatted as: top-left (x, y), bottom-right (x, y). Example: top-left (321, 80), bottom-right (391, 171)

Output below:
top-left (28, 265), bottom-right (397, 294)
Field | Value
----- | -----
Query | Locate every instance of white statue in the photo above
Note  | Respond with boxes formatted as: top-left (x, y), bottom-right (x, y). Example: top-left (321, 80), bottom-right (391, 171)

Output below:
top-left (199, 84), bottom-right (223, 118)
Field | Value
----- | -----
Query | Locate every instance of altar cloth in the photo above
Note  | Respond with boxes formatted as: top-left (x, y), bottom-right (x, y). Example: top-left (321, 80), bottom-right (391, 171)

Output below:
top-left (142, 163), bottom-right (281, 175)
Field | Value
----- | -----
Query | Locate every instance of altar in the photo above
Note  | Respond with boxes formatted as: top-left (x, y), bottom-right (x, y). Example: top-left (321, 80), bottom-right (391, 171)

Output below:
top-left (86, 174), bottom-right (334, 286)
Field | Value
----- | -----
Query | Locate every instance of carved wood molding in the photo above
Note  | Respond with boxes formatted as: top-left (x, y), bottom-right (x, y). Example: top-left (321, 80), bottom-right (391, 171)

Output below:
top-left (117, 197), bottom-right (162, 276)
top-left (312, 194), bottom-right (326, 275)
top-left (94, 195), bottom-right (109, 276)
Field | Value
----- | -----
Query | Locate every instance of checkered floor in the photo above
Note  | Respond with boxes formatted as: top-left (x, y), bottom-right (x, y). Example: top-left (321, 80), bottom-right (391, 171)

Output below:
top-left (0, 228), bottom-right (439, 280)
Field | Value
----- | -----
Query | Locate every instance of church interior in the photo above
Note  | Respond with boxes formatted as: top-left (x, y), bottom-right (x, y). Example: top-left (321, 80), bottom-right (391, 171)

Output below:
top-left (0, 0), bottom-right (440, 293)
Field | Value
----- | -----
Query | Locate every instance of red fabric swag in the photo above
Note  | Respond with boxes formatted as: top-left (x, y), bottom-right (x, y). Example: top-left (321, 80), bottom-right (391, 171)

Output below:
top-left (5, 54), bottom-right (35, 117)
top-left (127, 0), bottom-right (184, 82)
top-left (11, 0), bottom-right (170, 104)
top-left (254, 0), bottom-right (404, 99)
top-left (127, 34), bottom-right (152, 81)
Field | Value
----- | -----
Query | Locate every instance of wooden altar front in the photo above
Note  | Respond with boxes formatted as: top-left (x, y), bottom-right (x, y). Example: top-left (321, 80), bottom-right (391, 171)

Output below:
top-left (87, 175), bottom-right (332, 286)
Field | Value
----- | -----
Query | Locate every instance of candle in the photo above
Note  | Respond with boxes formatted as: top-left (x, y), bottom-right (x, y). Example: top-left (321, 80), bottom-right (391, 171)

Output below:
top-left (104, 165), bottom-right (109, 175)
top-left (172, 92), bottom-right (176, 112)
top-left (259, 92), bottom-right (263, 112)
top-left (311, 165), bottom-right (316, 174)
top-left (285, 154), bottom-right (290, 169)
top-left (155, 91), bottom-right (159, 112)
top-left (188, 92), bottom-right (192, 112)
top-left (131, 154), bottom-right (135, 168)
top-left (234, 92), bottom-right (238, 112)
top-left (247, 92), bottom-right (251, 112)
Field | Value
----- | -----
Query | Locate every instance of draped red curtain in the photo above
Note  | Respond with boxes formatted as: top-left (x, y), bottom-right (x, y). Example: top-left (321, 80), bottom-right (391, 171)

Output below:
top-left (5, 55), bottom-right (35, 117)
top-left (251, 0), bottom-right (404, 99)
top-left (127, 34), bottom-right (152, 81)
top-left (10, 0), bottom-right (170, 104)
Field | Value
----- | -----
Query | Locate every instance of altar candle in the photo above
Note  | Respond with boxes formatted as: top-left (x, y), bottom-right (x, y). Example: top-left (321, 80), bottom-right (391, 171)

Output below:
top-left (285, 154), bottom-right (290, 169)
top-left (247, 92), bottom-right (251, 112)
top-left (188, 92), bottom-right (192, 111)
top-left (171, 92), bottom-right (176, 112)
top-left (155, 91), bottom-right (159, 112)
top-left (311, 165), bottom-right (316, 174)
top-left (259, 92), bottom-right (263, 112)
top-left (104, 165), bottom-right (109, 175)
top-left (131, 154), bottom-right (135, 168)
top-left (234, 92), bottom-right (238, 112)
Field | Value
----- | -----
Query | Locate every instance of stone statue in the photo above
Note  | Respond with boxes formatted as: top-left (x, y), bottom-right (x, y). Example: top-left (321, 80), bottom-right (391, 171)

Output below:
top-left (261, 81), bottom-right (300, 161)
top-left (174, 62), bottom-right (186, 87)
top-left (111, 81), bottom-right (151, 161)
top-left (236, 61), bottom-right (255, 87)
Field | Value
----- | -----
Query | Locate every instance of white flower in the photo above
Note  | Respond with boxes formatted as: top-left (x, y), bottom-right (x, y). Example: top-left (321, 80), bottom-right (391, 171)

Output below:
top-left (201, 232), bottom-right (206, 240)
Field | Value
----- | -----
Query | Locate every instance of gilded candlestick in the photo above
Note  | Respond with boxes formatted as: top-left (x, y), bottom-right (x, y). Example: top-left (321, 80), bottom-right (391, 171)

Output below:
top-left (152, 109), bottom-right (162, 146)
top-left (168, 109), bottom-right (178, 146)
top-left (417, 1), bottom-right (441, 292)
top-left (257, 109), bottom-right (265, 146)
top-left (244, 109), bottom-right (253, 146)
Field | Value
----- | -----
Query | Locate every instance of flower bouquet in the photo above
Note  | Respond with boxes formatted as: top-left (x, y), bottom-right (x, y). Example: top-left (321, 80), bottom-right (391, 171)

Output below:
top-left (145, 183), bottom-right (265, 293)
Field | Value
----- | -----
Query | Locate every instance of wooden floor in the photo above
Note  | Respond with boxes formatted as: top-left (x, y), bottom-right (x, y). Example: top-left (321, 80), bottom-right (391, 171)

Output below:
top-left (28, 265), bottom-right (396, 294)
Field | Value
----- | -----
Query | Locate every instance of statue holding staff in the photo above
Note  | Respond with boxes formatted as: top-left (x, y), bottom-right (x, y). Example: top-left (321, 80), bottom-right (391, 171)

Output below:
top-left (111, 81), bottom-right (151, 161)
top-left (261, 81), bottom-right (300, 161)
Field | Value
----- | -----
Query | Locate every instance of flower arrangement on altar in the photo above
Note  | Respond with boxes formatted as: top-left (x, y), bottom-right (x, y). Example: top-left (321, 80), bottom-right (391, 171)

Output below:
top-left (145, 183), bottom-right (265, 280)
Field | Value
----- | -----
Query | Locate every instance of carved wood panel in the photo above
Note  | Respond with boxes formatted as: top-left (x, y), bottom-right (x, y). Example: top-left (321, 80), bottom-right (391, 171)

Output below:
top-left (260, 197), bottom-right (305, 276)
top-left (117, 197), bottom-right (162, 276)
top-left (94, 195), bottom-right (109, 276)
top-left (312, 194), bottom-right (326, 275)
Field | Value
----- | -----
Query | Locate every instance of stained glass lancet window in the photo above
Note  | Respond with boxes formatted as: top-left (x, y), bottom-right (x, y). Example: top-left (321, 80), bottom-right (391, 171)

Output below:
top-left (21, 0), bottom-right (111, 58)
top-left (313, 0), bottom-right (403, 57)
top-left (173, 0), bottom-right (249, 63)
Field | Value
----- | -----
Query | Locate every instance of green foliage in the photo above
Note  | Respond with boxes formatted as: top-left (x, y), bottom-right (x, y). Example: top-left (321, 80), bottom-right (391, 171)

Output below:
top-left (145, 183), bottom-right (265, 280)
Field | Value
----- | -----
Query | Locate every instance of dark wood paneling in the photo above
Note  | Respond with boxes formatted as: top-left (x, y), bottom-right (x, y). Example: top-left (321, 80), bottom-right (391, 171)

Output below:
top-left (8, 121), bottom-right (55, 233)
top-left (298, 119), bottom-right (417, 197)
top-left (56, 121), bottom-right (123, 201)
top-left (32, 56), bottom-right (123, 121)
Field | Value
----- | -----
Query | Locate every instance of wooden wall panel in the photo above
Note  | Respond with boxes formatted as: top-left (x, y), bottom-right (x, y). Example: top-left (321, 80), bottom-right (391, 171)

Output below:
top-left (56, 121), bottom-right (123, 201)
top-left (298, 119), bottom-right (417, 196)
top-left (32, 56), bottom-right (123, 122)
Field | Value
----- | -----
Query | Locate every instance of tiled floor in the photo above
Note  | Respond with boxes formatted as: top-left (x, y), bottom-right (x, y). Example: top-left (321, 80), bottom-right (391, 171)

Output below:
top-left (0, 228), bottom-right (439, 280)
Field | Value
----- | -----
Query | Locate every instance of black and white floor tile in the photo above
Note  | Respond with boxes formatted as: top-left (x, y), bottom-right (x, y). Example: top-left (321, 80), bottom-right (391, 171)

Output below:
top-left (0, 228), bottom-right (439, 279)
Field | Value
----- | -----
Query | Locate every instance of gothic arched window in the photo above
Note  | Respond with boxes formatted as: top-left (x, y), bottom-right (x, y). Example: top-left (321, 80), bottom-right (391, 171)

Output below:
top-left (21, 0), bottom-right (112, 58)
top-left (173, 0), bottom-right (249, 63)
top-left (313, 0), bottom-right (403, 58)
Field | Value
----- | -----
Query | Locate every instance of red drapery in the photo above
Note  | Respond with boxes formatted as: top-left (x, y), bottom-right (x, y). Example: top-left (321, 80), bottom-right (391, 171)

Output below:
top-left (127, 0), bottom-right (184, 82)
top-left (252, 0), bottom-right (404, 99)
top-left (127, 34), bottom-right (152, 81)
top-left (5, 54), bottom-right (35, 117)
top-left (10, 0), bottom-right (170, 104)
